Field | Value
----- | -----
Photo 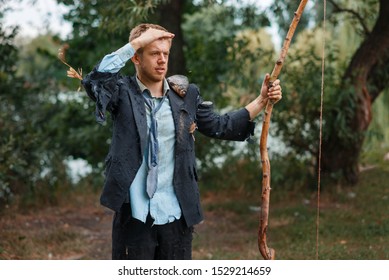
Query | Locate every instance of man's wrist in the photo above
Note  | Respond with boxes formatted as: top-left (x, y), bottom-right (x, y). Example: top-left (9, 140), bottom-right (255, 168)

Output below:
top-left (245, 95), bottom-right (268, 120)
top-left (256, 95), bottom-right (267, 108)
top-left (130, 39), bottom-right (141, 51)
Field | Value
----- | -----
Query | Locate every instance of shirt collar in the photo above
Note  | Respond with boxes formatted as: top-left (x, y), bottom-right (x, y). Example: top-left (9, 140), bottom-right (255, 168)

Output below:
top-left (136, 76), bottom-right (170, 98)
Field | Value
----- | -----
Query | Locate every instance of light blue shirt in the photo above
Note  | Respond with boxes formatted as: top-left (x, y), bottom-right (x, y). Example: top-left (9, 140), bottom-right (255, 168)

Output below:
top-left (98, 43), bottom-right (135, 73)
top-left (98, 43), bottom-right (182, 225)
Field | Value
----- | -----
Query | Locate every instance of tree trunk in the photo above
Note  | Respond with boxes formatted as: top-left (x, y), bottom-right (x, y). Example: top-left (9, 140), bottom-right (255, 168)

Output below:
top-left (322, 0), bottom-right (389, 184)
top-left (155, 0), bottom-right (187, 76)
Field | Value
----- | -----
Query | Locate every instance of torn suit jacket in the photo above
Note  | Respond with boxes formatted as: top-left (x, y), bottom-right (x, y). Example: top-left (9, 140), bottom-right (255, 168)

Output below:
top-left (81, 68), bottom-right (255, 227)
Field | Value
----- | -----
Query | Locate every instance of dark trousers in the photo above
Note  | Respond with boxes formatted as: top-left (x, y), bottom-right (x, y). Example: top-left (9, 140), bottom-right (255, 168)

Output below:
top-left (112, 203), bottom-right (193, 260)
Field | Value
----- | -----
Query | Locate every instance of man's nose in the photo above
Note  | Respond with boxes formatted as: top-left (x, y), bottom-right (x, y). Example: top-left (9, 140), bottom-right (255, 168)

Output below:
top-left (158, 54), bottom-right (167, 63)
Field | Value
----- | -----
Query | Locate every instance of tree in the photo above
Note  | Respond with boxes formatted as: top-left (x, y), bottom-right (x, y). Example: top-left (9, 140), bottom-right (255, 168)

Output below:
top-left (322, 0), bottom-right (389, 184)
top-left (266, 0), bottom-right (388, 186)
top-left (153, 0), bottom-right (187, 75)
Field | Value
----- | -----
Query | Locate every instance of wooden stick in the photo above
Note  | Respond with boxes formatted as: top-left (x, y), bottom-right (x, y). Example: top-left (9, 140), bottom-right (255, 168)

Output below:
top-left (258, 0), bottom-right (309, 260)
top-left (58, 44), bottom-right (83, 81)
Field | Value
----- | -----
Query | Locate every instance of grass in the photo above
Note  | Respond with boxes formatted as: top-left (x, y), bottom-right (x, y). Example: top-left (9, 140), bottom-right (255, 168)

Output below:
top-left (192, 165), bottom-right (389, 260)
top-left (0, 188), bottom-right (109, 260)
top-left (0, 164), bottom-right (388, 260)
top-left (1, 228), bottom-right (85, 260)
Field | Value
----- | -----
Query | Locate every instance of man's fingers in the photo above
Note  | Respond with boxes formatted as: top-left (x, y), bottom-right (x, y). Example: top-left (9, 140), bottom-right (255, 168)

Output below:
top-left (268, 79), bottom-right (282, 103)
top-left (148, 29), bottom-right (175, 40)
top-left (162, 31), bottom-right (175, 39)
top-left (130, 28), bottom-right (175, 50)
top-left (263, 73), bottom-right (270, 87)
top-left (270, 79), bottom-right (280, 87)
top-left (269, 89), bottom-right (282, 102)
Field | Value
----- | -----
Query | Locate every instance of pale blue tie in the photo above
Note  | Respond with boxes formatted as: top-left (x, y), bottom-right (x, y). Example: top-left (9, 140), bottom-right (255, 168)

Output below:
top-left (143, 90), bottom-right (168, 198)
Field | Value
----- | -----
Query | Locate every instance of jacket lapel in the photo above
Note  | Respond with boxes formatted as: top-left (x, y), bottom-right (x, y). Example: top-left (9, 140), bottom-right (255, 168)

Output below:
top-left (127, 76), bottom-right (148, 155)
top-left (169, 88), bottom-right (191, 155)
top-left (168, 88), bottom-right (185, 129)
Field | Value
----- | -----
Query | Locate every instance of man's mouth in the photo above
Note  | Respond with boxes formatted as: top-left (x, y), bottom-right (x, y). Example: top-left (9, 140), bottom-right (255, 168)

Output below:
top-left (155, 68), bottom-right (165, 74)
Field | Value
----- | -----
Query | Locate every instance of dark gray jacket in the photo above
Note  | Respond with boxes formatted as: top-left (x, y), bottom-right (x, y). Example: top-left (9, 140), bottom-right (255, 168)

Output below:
top-left (82, 69), bottom-right (255, 227)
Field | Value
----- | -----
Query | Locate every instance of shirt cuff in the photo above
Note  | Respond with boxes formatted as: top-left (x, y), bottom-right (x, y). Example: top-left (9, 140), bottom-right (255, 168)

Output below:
top-left (116, 42), bottom-right (136, 62)
top-left (97, 43), bottom-right (136, 73)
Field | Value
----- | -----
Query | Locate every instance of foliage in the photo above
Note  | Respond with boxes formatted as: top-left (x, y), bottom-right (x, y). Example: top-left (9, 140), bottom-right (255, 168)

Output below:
top-left (0, 19), bottom-right (102, 208)
top-left (267, 0), bottom-right (310, 39)
top-left (361, 89), bottom-right (389, 164)
top-left (266, 26), bottom-right (360, 182)
top-left (262, 0), bottom-right (387, 184)
top-left (58, 0), bottom-right (167, 33)
top-left (18, 35), bottom-right (112, 183)
top-left (327, 0), bottom-right (379, 36)
top-left (182, 2), bottom-right (271, 172)
top-left (0, 23), bottom-right (26, 204)
top-left (182, 2), bottom-right (270, 105)
top-left (0, 23), bottom-right (52, 206)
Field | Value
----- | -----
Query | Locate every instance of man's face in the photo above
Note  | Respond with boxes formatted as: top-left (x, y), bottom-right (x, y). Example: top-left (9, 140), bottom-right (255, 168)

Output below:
top-left (133, 38), bottom-right (171, 84)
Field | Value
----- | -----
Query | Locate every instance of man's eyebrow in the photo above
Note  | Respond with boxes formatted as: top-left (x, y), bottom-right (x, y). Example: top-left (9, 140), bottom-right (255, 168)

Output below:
top-left (148, 48), bottom-right (170, 54)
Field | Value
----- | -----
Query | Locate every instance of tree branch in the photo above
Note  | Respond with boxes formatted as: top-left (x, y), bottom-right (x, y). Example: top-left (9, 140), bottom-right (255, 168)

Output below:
top-left (327, 0), bottom-right (370, 36)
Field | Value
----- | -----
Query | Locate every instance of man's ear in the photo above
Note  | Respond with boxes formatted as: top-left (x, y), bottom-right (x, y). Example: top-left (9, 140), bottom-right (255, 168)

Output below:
top-left (131, 54), bottom-right (140, 65)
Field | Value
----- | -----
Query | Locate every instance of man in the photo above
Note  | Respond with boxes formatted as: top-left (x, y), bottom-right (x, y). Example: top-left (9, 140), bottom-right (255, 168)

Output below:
top-left (82, 23), bottom-right (282, 260)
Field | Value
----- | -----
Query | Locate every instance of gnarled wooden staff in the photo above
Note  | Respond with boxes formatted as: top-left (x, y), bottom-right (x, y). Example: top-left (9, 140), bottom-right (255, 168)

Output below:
top-left (258, 0), bottom-right (309, 260)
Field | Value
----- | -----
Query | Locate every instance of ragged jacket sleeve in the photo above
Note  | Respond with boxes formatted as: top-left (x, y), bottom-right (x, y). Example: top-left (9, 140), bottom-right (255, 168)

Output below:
top-left (81, 64), bottom-right (121, 124)
top-left (195, 88), bottom-right (255, 142)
